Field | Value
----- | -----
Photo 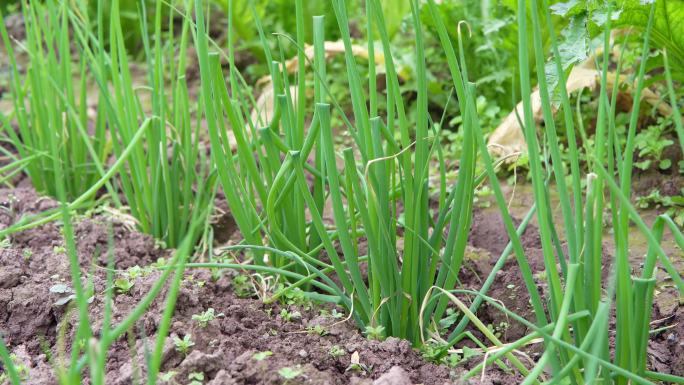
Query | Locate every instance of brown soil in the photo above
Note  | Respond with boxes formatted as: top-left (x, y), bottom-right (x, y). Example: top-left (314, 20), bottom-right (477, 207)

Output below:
top-left (1, 187), bottom-right (682, 384)
top-left (0, 187), bottom-right (525, 385)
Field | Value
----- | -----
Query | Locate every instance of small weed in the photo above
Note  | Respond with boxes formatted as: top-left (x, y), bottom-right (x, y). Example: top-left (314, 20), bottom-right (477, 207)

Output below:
top-left (252, 350), bottom-right (273, 361)
top-left (461, 346), bottom-right (480, 361)
top-left (50, 283), bottom-right (75, 306)
top-left (364, 325), bottom-right (385, 341)
top-left (22, 248), bottom-right (33, 261)
top-left (49, 283), bottom-right (95, 306)
top-left (282, 287), bottom-right (312, 309)
top-left (421, 341), bottom-right (449, 364)
top-left (329, 345), bottom-right (345, 358)
top-left (0, 238), bottom-right (11, 249)
top-left (280, 308), bottom-right (302, 322)
top-left (151, 257), bottom-right (169, 268)
top-left (172, 334), bottom-right (195, 356)
top-left (158, 371), bottom-right (177, 382)
top-left (232, 275), bottom-right (253, 298)
top-left (114, 277), bottom-right (134, 294)
top-left (320, 308), bottom-right (344, 319)
top-left (636, 189), bottom-right (684, 226)
top-left (486, 322), bottom-right (509, 339)
top-left (0, 353), bottom-right (30, 382)
top-left (634, 119), bottom-right (675, 170)
top-left (278, 366), bottom-right (303, 382)
top-left (187, 371), bottom-right (204, 385)
top-left (345, 351), bottom-right (371, 373)
top-left (438, 308), bottom-right (459, 334)
top-left (126, 265), bottom-right (150, 279)
top-left (306, 324), bottom-right (328, 336)
top-left (192, 308), bottom-right (225, 328)
top-left (330, 309), bottom-right (344, 319)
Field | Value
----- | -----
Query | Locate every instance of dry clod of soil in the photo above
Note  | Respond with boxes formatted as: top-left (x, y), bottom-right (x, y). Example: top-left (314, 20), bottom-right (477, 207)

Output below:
top-left (372, 366), bottom-right (411, 385)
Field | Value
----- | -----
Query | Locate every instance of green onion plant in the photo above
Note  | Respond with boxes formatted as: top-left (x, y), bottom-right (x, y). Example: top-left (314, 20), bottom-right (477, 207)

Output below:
top-left (0, 1), bottom-right (113, 201)
top-left (2, 0), bottom-right (684, 384)
top-left (80, 0), bottom-right (216, 247)
top-left (438, 1), bottom-right (684, 383)
top-left (194, 0), bottom-right (482, 346)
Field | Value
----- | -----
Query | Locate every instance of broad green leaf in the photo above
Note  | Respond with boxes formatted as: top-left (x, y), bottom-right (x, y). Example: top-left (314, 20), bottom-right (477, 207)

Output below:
top-left (545, 14), bottom-right (589, 103)
top-left (380, 0), bottom-right (410, 37)
top-left (550, 0), bottom-right (583, 16)
top-left (614, 0), bottom-right (684, 77)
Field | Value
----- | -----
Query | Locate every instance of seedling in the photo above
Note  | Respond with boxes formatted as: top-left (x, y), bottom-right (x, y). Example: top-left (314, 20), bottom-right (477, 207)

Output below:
top-left (474, 186), bottom-right (493, 208)
top-left (634, 119), bottom-right (675, 170)
top-left (252, 351), bottom-right (273, 361)
top-left (282, 287), bottom-right (310, 308)
top-left (172, 334), bottom-right (195, 356)
top-left (188, 372), bottom-right (204, 385)
top-left (0, 353), bottom-right (29, 382)
top-left (159, 371), bottom-right (177, 382)
top-left (113, 277), bottom-right (134, 294)
top-left (421, 341), bottom-right (450, 365)
top-left (329, 345), bottom-right (345, 358)
top-left (278, 366), bottom-right (303, 382)
top-left (364, 325), bottom-right (385, 341)
top-left (279, 308), bottom-right (302, 322)
top-left (636, 189), bottom-right (684, 227)
top-left (438, 308), bottom-right (459, 334)
top-left (345, 351), bottom-right (371, 374)
top-left (306, 325), bottom-right (328, 336)
top-left (151, 257), bottom-right (169, 268)
top-left (330, 309), bottom-right (344, 319)
top-left (232, 275), bottom-right (253, 298)
top-left (22, 248), bottom-right (32, 261)
top-left (192, 308), bottom-right (225, 328)
top-left (50, 283), bottom-right (76, 306)
top-left (126, 266), bottom-right (145, 279)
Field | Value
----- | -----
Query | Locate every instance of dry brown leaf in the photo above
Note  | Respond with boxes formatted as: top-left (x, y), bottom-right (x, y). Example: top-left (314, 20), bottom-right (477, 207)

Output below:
top-left (488, 64), bottom-right (673, 160)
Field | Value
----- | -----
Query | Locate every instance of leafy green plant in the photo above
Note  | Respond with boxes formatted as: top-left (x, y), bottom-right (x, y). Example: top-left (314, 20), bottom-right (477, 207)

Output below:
top-left (634, 118), bottom-right (675, 170)
top-left (0, 0), bottom-right (215, 248)
top-left (449, 1), bottom-right (684, 383)
top-left (113, 277), bottom-right (134, 294)
top-left (231, 275), bottom-right (254, 298)
top-left (364, 325), bottom-right (385, 341)
top-left (306, 325), bottom-right (328, 336)
top-left (252, 351), bottom-right (273, 361)
top-left (193, 0), bottom-right (482, 348)
top-left (172, 334), bottom-right (195, 356)
top-left (279, 308), bottom-right (302, 322)
top-left (0, 353), bottom-right (29, 382)
top-left (187, 371), bottom-right (204, 385)
top-left (277, 366), bottom-right (303, 382)
top-left (328, 345), bottom-right (345, 358)
top-left (77, 0), bottom-right (216, 248)
top-left (191, 308), bottom-right (225, 327)
top-left (0, 1), bottom-right (114, 202)
top-left (613, 0), bottom-right (684, 82)
top-left (636, 189), bottom-right (684, 226)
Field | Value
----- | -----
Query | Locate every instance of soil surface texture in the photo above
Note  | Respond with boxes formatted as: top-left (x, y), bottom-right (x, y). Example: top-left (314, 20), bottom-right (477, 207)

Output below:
top-left (1, 187), bottom-right (682, 384)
